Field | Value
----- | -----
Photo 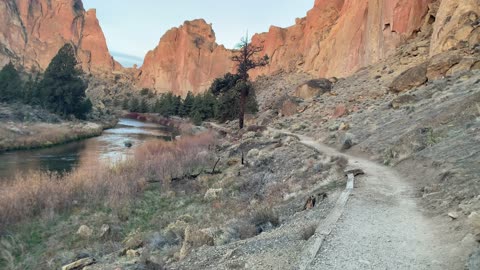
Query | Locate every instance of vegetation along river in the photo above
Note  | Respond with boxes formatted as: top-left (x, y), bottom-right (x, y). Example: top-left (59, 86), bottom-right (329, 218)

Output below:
top-left (0, 118), bottom-right (172, 180)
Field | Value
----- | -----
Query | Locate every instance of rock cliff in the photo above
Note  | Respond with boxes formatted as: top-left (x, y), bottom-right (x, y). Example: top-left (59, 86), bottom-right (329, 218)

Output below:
top-left (137, 19), bottom-right (234, 96)
top-left (0, 0), bottom-right (118, 73)
top-left (139, 0), bottom-right (440, 94)
top-left (250, 0), bottom-right (434, 78)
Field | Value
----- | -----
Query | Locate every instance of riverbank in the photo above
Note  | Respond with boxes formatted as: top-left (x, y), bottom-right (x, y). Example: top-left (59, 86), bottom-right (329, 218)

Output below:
top-left (0, 102), bottom-right (118, 152)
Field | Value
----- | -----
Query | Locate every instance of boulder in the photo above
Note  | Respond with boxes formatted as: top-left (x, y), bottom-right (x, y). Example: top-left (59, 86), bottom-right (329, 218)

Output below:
top-left (448, 212), bottom-right (459, 220)
top-left (446, 57), bottom-right (480, 76)
top-left (340, 133), bottom-right (356, 150)
top-left (294, 79), bottom-right (333, 99)
top-left (469, 212), bottom-right (480, 230)
top-left (126, 249), bottom-right (141, 258)
top-left (62, 257), bottom-right (95, 270)
top-left (204, 188), bottom-right (223, 200)
top-left (427, 51), bottom-right (463, 81)
top-left (338, 122), bottom-right (350, 131)
top-left (179, 226), bottom-right (214, 259)
top-left (123, 235), bottom-right (144, 252)
top-left (99, 224), bottom-right (111, 238)
top-left (77, 225), bottom-right (94, 239)
top-left (389, 62), bottom-right (428, 93)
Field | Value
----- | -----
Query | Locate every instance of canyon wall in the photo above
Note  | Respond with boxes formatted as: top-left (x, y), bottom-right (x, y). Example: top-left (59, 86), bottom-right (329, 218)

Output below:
top-left (0, 0), bottom-right (118, 73)
top-left (1, 0), bottom-right (477, 96)
top-left (138, 0), bottom-right (436, 94)
top-left (250, 0), bottom-right (433, 78)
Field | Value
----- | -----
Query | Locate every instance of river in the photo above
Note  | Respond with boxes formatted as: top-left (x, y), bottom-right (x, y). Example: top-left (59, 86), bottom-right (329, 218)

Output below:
top-left (0, 118), bottom-right (172, 180)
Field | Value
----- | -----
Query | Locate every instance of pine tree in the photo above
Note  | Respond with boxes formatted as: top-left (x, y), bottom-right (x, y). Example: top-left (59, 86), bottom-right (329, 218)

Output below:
top-left (36, 44), bottom-right (91, 118)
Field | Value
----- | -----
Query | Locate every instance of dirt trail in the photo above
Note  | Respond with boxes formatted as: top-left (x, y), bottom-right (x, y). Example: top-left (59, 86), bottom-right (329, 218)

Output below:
top-left (269, 129), bottom-right (461, 270)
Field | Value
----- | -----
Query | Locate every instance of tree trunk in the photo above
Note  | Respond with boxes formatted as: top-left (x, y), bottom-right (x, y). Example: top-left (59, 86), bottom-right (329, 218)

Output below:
top-left (239, 84), bottom-right (247, 129)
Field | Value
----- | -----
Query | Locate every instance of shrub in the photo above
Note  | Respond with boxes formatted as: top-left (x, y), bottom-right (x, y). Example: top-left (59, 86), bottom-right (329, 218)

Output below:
top-left (250, 207), bottom-right (279, 228)
top-left (0, 132), bottom-right (217, 229)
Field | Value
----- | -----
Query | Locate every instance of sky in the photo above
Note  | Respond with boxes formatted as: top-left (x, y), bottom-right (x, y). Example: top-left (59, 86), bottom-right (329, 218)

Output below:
top-left (82, 0), bottom-right (313, 67)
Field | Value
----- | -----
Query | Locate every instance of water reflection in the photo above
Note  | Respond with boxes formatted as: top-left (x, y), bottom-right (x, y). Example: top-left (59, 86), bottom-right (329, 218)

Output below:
top-left (0, 118), bottom-right (171, 180)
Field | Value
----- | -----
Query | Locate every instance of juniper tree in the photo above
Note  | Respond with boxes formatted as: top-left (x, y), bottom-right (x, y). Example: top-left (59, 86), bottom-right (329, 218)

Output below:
top-left (231, 36), bottom-right (268, 129)
top-left (36, 44), bottom-right (92, 119)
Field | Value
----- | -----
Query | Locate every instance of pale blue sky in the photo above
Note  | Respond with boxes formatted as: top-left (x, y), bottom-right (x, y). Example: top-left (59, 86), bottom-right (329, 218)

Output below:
top-left (82, 1), bottom-right (313, 67)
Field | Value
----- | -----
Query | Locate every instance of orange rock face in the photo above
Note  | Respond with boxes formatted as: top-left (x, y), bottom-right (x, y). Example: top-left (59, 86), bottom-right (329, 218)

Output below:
top-left (251, 0), bottom-right (433, 79)
top-left (138, 0), bottom-right (434, 95)
top-left (0, 0), bottom-right (117, 73)
top-left (137, 19), bottom-right (235, 96)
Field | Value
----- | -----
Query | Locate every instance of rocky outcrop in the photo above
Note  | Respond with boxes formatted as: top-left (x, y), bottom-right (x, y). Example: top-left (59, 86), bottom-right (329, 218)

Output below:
top-left (430, 0), bottom-right (480, 56)
top-left (138, 0), bottom-right (435, 95)
top-left (0, 0), bottom-right (118, 74)
top-left (250, 0), bottom-right (434, 79)
top-left (137, 19), bottom-right (234, 96)
top-left (294, 79), bottom-right (333, 99)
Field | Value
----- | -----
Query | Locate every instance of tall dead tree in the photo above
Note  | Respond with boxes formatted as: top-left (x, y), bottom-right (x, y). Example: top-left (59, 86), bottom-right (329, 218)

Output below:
top-left (231, 36), bottom-right (268, 129)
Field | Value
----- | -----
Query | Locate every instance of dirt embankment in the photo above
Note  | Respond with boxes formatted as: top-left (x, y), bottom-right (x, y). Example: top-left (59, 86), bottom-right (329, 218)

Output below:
top-left (0, 102), bottom-right (117, 152)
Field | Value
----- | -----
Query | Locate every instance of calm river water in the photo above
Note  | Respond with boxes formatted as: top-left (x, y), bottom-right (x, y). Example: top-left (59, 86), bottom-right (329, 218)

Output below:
top-left (0, 118), bottom-right (171, 180)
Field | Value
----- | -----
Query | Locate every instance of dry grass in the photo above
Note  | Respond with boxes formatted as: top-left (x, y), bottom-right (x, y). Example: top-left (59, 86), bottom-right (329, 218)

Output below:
top-left (0, 132), bottom-right (216, 229)
top-left (0, 122), bottom-right (104, 151)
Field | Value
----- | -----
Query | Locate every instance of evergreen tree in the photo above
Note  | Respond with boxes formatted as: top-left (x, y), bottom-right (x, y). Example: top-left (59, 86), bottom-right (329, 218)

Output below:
top-left (190, 91), bottom-right (217, 123)
top-left (231, 36), bottom-right (268, 128)
top-left (191, 110), bottom-right (203, 126)
top-left (179, 91), bottom-right (194, 117)
top-left (202, 91), bottom-right (217, 119)
top-left (153, 98), bottom-right (162, 113)
top-left (209, 73), bottom-right (240, 96)
top-left (139, 98), bottom-right (148, 113)
top-left (129, 97), bottom-right (140, 112)
top-left (36, 44), bottom-right (91, 118)
top-left (23, 75), bottom-right (39, 105)
top-left (0, 62), bottom-right (23, 102)
top-left (216, 89), bottom-right (239, 122)
top-left (213, 78), bottom-right (258, 123)
top-left (76, 98), bottom-right (93, 120)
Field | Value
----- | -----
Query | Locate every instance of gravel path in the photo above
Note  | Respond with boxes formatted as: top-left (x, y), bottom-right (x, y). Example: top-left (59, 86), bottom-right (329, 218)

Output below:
top-left (271, 129), bottom-right (459, 270)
